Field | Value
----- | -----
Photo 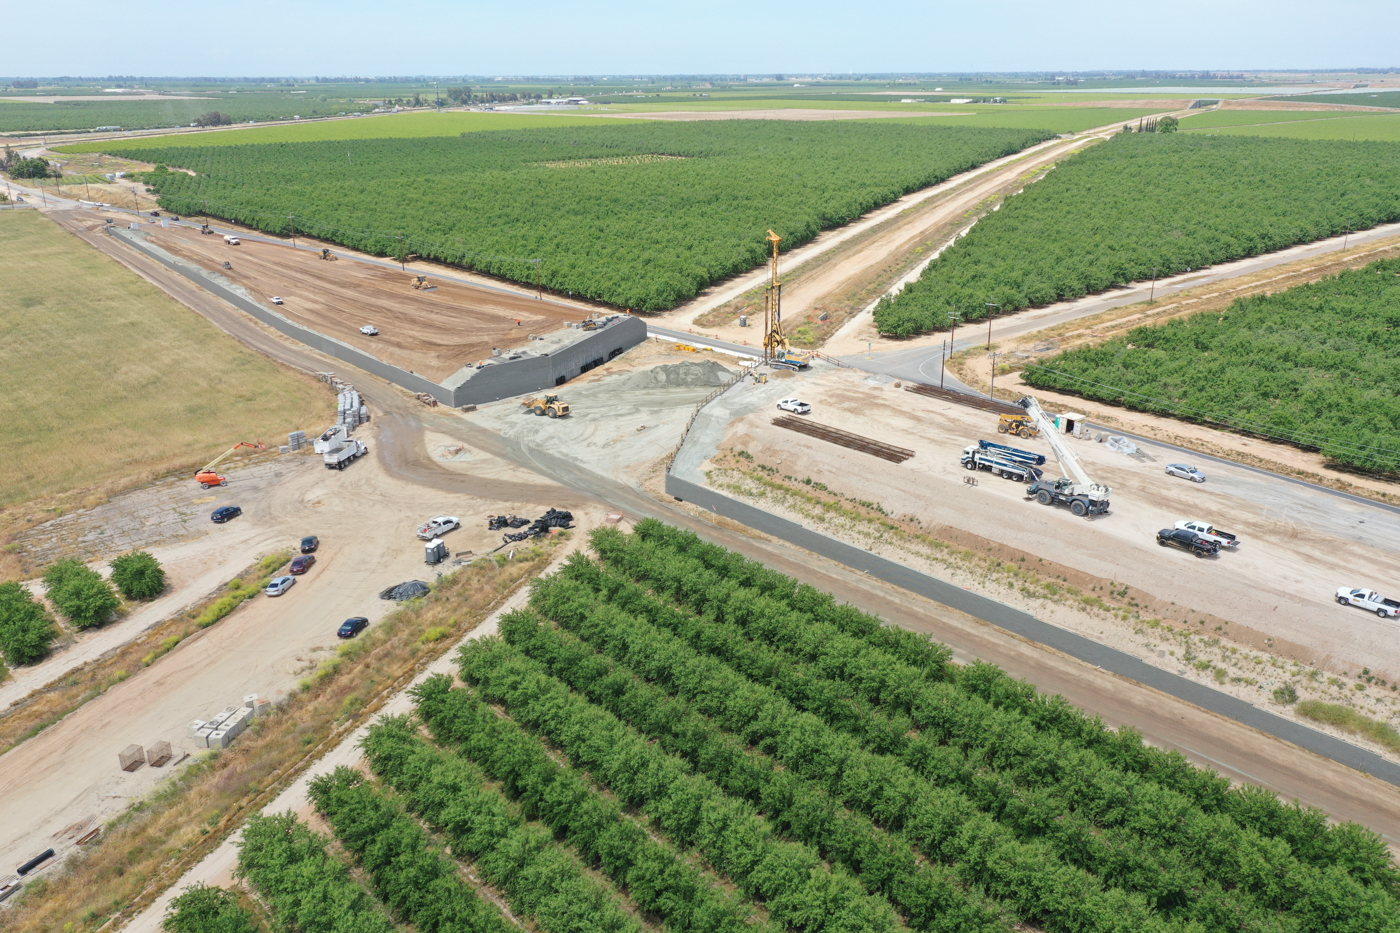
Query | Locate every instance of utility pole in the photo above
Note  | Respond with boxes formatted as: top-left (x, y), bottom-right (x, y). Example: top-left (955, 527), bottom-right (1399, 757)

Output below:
top-left (398, 234), bottom-right (404, 271)
top-left (1344, 225), bottom-right (1350, 250)
top-left (534, 259), bottom-right (542, 299)
top-left (1149, 266), bottom-right (1159, 301)
top-left (985, 302), bottom-right (999, 348)
top-left (289, 214), bottom-right (296, 248)
top-left (988, 351), bottom-right (1003, 401)
top-left (940, 339), bottom-right (947, 389)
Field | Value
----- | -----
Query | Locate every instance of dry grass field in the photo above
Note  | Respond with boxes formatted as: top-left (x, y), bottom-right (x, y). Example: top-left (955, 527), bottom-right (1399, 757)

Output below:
top-left (0, 210), bottom-right (332, 510)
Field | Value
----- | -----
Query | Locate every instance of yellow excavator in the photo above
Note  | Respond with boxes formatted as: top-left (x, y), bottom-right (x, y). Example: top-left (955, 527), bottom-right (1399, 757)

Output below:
top-left (762, 230), bottom-right (810, 371)
top-left (411, 274), bottom-right (437, 290)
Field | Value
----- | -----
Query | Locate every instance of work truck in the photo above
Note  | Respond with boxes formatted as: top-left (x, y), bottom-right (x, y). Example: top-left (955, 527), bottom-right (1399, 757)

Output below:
top-left (1336, 588), bottom-right (1400, 619)
top-left (961, 445), bottom-right (1042, 482)
top-left (1174, 520), bottom-right (1239, 548)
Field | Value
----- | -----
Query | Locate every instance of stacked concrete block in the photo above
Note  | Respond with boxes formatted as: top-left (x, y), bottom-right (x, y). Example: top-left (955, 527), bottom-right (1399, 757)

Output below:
top-left (118, 745), bottom-right (144, 772)
top-left (288, 430), bottom-right (307, 451)
top-left (187, 720), bottom-right (207, 739)
top-left (244, 695), bottom-right (271, 719)
top-left (337, 390), bottom-right (366, 429)
top-left (146, 741), bottom-right (173, 767)
top-left (206, 728), bottom-right (233, 750)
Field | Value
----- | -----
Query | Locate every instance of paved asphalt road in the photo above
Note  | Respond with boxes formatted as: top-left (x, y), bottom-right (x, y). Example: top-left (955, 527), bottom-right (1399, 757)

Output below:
top-left (838, 219), bottom-right (1400, 385)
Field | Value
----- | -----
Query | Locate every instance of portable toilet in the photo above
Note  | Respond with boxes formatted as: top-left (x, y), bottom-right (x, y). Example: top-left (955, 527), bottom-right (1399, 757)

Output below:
top-left (425, 538), bottom-right (448, 565)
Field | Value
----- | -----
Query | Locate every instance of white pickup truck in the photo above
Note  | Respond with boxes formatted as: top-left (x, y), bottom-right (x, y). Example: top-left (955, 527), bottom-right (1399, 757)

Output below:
top-left (416, 516), bottom-right (460, 540)
top-left (1174, 520), bottom-right (1239, 548)
top-left (1336, 588), bottom-right (1400, 619)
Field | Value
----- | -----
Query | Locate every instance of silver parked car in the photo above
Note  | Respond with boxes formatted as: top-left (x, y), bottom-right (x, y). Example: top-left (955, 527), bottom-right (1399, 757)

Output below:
top-left (265, 575), bottom-right (296, 597)
top-left (1165, 463), bottom-right (1206, 483)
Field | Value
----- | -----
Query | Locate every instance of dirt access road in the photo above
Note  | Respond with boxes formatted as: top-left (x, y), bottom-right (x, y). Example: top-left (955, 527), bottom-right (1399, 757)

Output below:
top-left (650, 111), bottom-right (1185, 350)
top-left (142, 222), bottom-right (585, 382)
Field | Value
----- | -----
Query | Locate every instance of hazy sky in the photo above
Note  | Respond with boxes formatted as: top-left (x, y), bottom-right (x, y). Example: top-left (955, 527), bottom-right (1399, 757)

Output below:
top-left (8, 0), bottom-right (1397, 77)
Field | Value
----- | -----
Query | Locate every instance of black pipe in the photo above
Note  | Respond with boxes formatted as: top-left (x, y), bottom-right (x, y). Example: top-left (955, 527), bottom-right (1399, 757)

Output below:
top-left (17, 849), bottom-right (54, 875)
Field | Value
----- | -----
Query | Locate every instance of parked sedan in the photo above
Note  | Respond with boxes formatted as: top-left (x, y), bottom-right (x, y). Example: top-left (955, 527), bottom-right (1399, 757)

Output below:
top-left (211, 505), bottom-right (242, 523)
top-left (300, 535), bottom-right (319, 553)
top-left (1156, 527), bottom-right (1219, 558)
top-left (265, 575), bottom-right (296, 596)
top-left (269, 296), bottom-right (284, 305)
top-left (1165, 463), bottom-right (1207, 483)
top-left (289, 554), bottom-right (316, 575)
top-left (360, 324), bottom-right (380, 336)
top-left (338, 617), bottom-right (369, 638)
top-left (777, 399), bottom-right (811, 414)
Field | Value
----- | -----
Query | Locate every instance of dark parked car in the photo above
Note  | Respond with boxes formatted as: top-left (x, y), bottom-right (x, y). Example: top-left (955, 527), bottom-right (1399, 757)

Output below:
top-left (1156, 527), bottom-right (1219, 558)
top-left (338, 617), bottom-right (369, 639)
top-left (300, 536), bottom-right (319, 553)
top-left (211, 505), bottom-right (242, 523)
top-left (290, 554), bottom-right (316, 575)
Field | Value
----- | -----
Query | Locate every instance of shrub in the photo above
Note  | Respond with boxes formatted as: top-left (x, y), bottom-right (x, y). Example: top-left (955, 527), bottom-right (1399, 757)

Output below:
top-left (1296, 701), bottom-right (1400, 754)
top-left (42, 559), bottom-right (119, 630)
top-left (0, 581), bottom-right (57, 666)
top-left (1273, 683), bottom-right (1299, 705)
top-left (161, 882), bottom-right (257, 933)
top-left (111, 551), bottom-right (166, 600)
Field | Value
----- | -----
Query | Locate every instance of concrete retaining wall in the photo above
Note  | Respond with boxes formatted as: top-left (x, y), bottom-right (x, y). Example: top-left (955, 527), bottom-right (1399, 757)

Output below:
top-left (108, 226), bottom-right (645, 407)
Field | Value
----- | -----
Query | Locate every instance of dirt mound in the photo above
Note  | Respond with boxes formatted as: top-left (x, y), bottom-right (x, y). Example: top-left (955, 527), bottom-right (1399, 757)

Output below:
top-left (613, 360), bottom-right (735, 390)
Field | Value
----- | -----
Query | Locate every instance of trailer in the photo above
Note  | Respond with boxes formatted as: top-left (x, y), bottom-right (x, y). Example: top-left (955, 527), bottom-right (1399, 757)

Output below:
top-left (976, 439), bottom-right (1046, 466)
top-left (961, 446), bottom-right (1042, 482)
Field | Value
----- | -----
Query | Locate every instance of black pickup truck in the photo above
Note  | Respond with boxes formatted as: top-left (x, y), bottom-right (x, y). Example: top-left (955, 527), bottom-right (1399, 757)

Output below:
top-left (1156, 527), bottom-right (1219, 558)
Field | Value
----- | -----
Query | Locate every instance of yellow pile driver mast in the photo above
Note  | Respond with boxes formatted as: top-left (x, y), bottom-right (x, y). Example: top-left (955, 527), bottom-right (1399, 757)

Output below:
top-left (762, 230), bottom-right (810, 369)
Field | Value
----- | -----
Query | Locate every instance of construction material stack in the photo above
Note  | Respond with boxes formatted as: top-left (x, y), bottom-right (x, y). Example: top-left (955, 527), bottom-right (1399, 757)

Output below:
top-left (499, 508), bottom-right (573, 546)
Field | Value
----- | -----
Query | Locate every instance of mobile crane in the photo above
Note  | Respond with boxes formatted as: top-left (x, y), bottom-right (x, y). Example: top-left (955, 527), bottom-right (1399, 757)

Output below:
top-left (1017, 396), bottom-right (1110, 517)
top-left (762, 230), bottom-right (810, 371)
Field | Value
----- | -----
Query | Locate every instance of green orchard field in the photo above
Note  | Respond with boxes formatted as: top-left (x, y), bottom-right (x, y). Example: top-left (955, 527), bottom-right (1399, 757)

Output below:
top-left (1184, 112), bottom-right (1400, 142)
top-left (57, 110), bottom-right (642, 151)
top-left (101, 121), bottom-right (1054, 310)
top-left (874, 132), bottom-right (1400, 336)
top-left (0, 94), bottom-right (367, 134)
top-left (234, 522), bottom-right (1400, 933)
top-left (1023, 258), bottom-right (1400, 472)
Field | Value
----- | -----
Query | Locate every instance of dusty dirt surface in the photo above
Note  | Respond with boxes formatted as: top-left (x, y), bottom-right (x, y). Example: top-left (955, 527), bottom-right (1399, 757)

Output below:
top-left (1219, 99), bottom-right (1395, 112)
top-left (143, 223), bottom-right (587, 382)
top-left (697, 367), bottom-right (1400, 681)
top-left (0, 417), bottom-right (577, 884)
top-left (595, 109), bottom-right (952, 121)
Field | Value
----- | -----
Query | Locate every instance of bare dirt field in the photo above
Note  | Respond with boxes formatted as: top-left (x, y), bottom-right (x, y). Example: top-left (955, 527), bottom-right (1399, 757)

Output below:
top-left (143, 223), bottom-right (587, 381)
top-left (1219, 99), bottom-right (1394, 112)
top-left (697, 367), bottom-right (1400, 682)
top-left (595, 108), bottom-right (950, 121)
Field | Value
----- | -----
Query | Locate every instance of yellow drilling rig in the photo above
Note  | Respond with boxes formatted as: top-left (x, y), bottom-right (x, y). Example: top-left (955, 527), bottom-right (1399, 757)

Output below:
top-left (762, 230), bottom-right (810, 371)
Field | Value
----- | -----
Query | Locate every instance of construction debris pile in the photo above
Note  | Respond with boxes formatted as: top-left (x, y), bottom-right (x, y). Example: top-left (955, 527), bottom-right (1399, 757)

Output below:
top-left (379, 580), bottom-right (431, 601)
top-left (613, 359), bottom-right (735, 390)
top-left (487, 514), bottom-right (532, 531)
top-left (499, 508), bottom-right (573, 545)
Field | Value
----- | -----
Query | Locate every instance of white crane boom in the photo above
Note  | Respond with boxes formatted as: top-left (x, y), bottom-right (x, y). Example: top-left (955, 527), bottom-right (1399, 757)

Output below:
top-left (1017, 395), bottom-right (1110, 498)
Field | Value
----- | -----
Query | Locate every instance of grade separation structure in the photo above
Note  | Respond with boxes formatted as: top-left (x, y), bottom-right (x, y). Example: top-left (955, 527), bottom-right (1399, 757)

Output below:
top-left (103, 223), bottom-right (647, 407)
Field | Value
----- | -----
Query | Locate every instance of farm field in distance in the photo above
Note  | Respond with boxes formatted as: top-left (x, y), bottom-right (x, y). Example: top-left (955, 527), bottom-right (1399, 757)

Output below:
top-left (231, 522), bottom-right (1400, 933)
top-left (0, 210), bottom-right (331, 509)
top-left (1184, 112), bottom-right (1400, 142)
top-left (873, 132), bottom-right (1400, 335)
top-left (104, 121), bottom-right (1054, 309)
top-left (1022, 257), bottom-right (1400, 472)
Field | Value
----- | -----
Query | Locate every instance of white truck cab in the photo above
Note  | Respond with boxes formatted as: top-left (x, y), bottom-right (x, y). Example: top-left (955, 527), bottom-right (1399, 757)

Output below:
top-left (1174, 520), bottom-right (1239, 548)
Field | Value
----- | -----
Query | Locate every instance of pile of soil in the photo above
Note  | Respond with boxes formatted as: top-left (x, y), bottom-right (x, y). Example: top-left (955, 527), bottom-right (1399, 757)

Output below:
top-left (613, 360), bottom-right (735, 390)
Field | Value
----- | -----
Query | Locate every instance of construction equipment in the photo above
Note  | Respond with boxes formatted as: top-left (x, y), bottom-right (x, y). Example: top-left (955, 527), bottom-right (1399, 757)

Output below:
top-left (977, 439), bottom-right (1045, 465)
top-left (997, 413), bottom-right (1040, 438)
top-left (761, 230), bottom-right (811, 371)
top-left (196, 441), bottom-right (265, 486)
top-left (521, 394), bottom-right (571, 418)
top-left (961, 446), bottom-right (1041, 483)
top-left (223, 235), bottom-right (240, 245)
top-left (320, 248), bottom-right (337, 261)
top-left (410, 274), bottom-right (437, 290)
top-left (199, 223), bottom-right (214, 235)
top-left (1017, 396), bottom-right (1111, 517)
